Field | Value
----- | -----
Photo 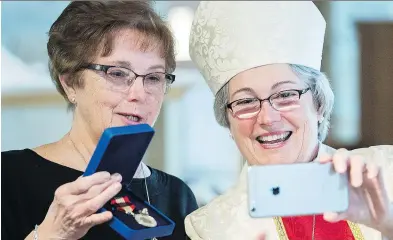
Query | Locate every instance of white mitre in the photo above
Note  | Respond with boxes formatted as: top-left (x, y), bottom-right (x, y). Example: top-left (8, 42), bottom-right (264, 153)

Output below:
top-left (189, 1), bottom-right (326, 95)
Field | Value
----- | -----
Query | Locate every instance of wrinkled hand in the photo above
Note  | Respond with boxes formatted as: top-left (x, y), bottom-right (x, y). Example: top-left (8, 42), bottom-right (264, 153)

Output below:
top-left (39, 171), bottom-right (122, 240)
top-left (319, 149), bottom-right (392, 229)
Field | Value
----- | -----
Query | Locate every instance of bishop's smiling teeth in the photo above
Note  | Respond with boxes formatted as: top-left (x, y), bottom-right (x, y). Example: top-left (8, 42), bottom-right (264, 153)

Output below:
top-left (256, 132), bottom-right (292, 144)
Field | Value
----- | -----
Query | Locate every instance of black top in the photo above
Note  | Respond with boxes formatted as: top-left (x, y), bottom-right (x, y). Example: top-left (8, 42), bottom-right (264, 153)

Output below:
top-left (1, 149), bottom-right (198, 240)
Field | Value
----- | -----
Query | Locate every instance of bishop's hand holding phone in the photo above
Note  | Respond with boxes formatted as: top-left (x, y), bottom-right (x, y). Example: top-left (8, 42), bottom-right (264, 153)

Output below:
top-left (248, 148), bottom-right (393, 239)
top-left (318, 149), bottom-right (392, 230)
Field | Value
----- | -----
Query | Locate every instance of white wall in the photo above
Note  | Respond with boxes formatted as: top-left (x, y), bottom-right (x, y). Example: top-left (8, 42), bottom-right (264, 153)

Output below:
top-left (2, 104), bottom-right (72, 151)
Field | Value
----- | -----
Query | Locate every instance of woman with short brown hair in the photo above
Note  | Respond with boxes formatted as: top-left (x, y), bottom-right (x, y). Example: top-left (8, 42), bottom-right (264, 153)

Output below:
top-left (2, 1), bottom-right (197, 239)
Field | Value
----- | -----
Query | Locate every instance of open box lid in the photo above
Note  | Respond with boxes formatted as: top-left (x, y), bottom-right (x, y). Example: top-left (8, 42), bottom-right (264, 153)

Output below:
top-left (83, 124), bottom-right (154, 183)
top-left (82, 124), bottom-right (175, 239)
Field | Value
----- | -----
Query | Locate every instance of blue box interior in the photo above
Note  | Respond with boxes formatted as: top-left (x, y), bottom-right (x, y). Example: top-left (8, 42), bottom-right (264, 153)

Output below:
top-left (83, 124), bottom-right (175, 239)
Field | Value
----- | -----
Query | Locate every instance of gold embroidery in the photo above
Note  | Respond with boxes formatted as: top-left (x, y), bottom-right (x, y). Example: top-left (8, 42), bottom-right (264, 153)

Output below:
top-left (274, 217), bottom-right (289, 240)
top-left (347, 221), bottom-right (365, 240)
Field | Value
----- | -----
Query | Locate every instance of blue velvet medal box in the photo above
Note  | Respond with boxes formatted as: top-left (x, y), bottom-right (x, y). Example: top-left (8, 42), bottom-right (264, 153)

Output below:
top-left (83, 124), bottom-right (175, 240)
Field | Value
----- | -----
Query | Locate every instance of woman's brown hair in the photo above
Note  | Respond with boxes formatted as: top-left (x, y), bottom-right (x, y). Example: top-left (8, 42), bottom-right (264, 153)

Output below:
top-left (47, 1), bottom-right (176, 107)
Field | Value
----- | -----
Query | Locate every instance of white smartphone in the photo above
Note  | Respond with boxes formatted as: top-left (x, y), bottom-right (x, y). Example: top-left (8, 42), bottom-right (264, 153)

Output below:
top-left (247, 162), bottom-right (349, 218)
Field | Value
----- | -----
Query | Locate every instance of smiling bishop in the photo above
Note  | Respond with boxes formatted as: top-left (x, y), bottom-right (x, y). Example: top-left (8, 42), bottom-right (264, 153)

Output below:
top-left (185, 1), bottom-right (393, 240)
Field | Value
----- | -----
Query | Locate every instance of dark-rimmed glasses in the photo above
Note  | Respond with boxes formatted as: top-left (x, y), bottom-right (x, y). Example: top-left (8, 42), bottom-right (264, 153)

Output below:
top-left (227, 88), bottom-right (311, 119)
top-left (82, 63), bottom-right (175, 94)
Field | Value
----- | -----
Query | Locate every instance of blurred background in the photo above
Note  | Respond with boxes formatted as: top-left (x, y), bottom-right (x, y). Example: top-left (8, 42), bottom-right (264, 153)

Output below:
top-left (1, 1), bottom-right (393, 207)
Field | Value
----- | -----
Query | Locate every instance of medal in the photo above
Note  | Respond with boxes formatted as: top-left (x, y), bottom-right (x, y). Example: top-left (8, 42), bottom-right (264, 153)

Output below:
top-left (134, 208), bottom-right (157, 227)
top-left (110, 196), bottom-right (157, 228)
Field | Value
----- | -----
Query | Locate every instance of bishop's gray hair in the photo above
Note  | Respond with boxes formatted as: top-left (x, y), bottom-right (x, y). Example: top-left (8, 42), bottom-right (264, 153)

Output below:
top-left (213, 64), bottom-right (335, 142)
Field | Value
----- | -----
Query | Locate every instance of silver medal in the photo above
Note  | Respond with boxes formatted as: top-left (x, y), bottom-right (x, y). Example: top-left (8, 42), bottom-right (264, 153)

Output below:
top-left (134, 208), bottom-right (157, 228)
top-left (134, 213), bottom-right (157, 227)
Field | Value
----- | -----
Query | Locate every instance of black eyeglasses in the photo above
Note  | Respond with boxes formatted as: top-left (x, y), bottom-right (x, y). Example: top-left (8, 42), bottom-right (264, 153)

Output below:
top-left (82, 63), bottom-right (175, 94)
top-left (227, 88), bottom-right (311, 119)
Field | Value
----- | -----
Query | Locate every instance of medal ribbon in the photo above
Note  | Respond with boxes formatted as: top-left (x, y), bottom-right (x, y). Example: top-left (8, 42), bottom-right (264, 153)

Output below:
top-left (110, 196), bottom-right (136, 215)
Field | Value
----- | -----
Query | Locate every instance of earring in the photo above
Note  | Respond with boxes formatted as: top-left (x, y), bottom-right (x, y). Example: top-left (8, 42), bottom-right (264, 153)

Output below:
top-left (71, 97), bottom-right (76, 104)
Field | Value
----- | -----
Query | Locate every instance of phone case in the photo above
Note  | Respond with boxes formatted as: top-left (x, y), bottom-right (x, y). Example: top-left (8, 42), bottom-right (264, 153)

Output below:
top-left (247, 162), bottom-right (349, 218)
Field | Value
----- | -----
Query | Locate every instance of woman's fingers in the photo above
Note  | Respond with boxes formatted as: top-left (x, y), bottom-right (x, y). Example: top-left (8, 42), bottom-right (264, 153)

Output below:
top-left (319, 149), bottom-right (391, 226)
top-left (83, 211), bottom-right (114, 228)
top-left (331, 149), bottom-right (350, 174)
top-left (70, 178), bottom-right (123, 213)
top-left (365, 163), bottom-right (380, 179)
top-left (60, 172), bottom-right (112, 195)
top-left (79, 181), bottom-right (122, 216)
top-left (323, 150), bottom-right (366, 188)
top-left (80, 173), bottom-right (122, 201)
top-left (39, 172), bottom-right (123, 240)
top-left (349, 155), bottom-right (365, 188)
top-left (56, 173), bottom-right (122, 220)
top-left (319, 149), bottom-right (351, 174)
top-left (363, 164), bottom-right (389, 222)
top-left (318, 152), bottom-right (332, 163)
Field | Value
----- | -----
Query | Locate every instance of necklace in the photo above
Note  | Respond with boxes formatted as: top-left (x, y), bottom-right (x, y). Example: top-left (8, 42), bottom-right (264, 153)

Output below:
top-left (141, 166), bottom-right (158, 240)
top-left (141, 164), bottom-right (151, 205)
top-left (68, 134), bottom-right (88, 165)
top-left (126, 164), bottom-right (157, 240)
